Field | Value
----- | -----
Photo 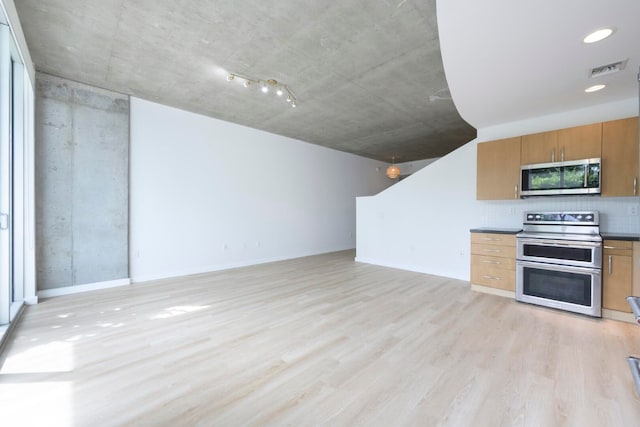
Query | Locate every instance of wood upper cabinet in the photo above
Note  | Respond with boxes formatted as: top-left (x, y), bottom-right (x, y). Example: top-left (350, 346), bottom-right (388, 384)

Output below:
top-left (521, 123), bottom-right (602, 164)
top-left (602, 240), bottom-right (633, 313)
top-left (558, 122), bottom-right (602, 161)
top-left (521, 131), bottom-right (557, 164)
top-left (601, 117), bottom-right (639, 197)
top-left (477, 137), bottom-right (521, 200)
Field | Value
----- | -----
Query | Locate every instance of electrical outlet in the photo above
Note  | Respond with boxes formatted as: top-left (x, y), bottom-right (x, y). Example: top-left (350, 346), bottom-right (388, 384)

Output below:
top-left (630, 205), bottom-right (639, 216)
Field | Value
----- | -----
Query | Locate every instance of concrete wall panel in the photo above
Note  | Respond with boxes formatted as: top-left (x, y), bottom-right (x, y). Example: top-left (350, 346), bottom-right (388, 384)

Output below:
top-left (36, 73), bottom-right (128, 290)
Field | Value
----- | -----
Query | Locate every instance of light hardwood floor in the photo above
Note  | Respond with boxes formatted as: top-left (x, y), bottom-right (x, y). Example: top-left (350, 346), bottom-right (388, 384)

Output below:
top-left (2, 250), bottom-right (640, 426)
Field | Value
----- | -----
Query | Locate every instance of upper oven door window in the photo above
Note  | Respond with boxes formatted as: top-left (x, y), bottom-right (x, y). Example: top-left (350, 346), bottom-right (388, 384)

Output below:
top-left (517, 238), bottom-right (602, 268)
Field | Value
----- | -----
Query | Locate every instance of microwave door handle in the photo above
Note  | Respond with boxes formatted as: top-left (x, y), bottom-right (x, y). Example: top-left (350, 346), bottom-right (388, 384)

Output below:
top-left (584, 162), bottom-right (588, 188)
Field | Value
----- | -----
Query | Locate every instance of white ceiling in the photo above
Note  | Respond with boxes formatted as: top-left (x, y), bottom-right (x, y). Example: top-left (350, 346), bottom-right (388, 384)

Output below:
top-left (438, 0), bottom-right (640, 129)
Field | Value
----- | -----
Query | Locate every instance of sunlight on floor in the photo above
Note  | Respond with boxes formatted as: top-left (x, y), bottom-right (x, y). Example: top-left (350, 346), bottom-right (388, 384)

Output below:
top-left (0, 381), bottom-right (72, 426)
top-left (0, 341), bottom-right (74, 426)
top-left (1, 341), bottom-right (74, 373)
top-left (150, 305), bottom-right (210, 320)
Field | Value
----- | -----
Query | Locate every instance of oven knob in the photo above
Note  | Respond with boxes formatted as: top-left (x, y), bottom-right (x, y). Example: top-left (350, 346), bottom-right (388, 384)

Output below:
top-left (586, 215), bottom-right (593, 220)
top-left (527, 214), bottom-right (534, 220)
top-left (577, 215), bottom-right (582, 219)
top-left (535, 215), bottom-right (541, 219)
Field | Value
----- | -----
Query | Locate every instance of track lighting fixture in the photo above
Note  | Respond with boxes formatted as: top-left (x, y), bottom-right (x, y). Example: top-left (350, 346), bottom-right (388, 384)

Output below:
top-left (225, 72), bottom-right (297, 107)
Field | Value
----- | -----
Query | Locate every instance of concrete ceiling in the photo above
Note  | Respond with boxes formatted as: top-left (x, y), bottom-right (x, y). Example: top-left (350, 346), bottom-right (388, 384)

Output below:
top-left (438, 0), bottom-right (640, 129)
top-left (14, 0), bottom-right (477, 162)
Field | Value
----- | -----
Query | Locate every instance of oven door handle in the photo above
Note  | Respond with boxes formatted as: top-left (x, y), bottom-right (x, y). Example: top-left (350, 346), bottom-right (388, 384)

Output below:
top-left (517, 260), bottom-right (602, 275)
top-left (517, 238), bottom-right (601, 248)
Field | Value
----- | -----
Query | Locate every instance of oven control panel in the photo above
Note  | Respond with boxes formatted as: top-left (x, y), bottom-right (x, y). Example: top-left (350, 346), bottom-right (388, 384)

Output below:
top-left (524, 211), bottom-right (599, 225)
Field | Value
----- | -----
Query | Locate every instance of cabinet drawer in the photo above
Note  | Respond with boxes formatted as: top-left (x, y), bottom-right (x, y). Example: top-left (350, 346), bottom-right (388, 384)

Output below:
top-left (471, 243), bottom-right (516, 258)
top-left (471, 264), bottom-right (515, 291)
top-left (603, 240), bottom-right (633, 256)
top-left (471, 233), bottom-right (516, 246)
top-left (471, 254), bottom-right (515, 271)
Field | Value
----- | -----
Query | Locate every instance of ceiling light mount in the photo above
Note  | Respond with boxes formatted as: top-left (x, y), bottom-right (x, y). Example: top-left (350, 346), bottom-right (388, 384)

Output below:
top-left (583, 28), bottom-right (614, 44)
top-left (585, 84), bottom-right (606, 93)
top-left (225, 72), bottom-right (297, 107)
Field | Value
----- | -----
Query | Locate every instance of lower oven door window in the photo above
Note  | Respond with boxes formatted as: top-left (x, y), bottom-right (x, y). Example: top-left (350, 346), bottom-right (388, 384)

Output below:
top-left (516, 261), bottom-right (601, 317)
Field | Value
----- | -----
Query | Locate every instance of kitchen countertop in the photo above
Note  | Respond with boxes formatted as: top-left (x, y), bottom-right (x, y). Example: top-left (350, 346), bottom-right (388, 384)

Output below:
top-left (600, 233), bottom-right (640, 241)
top-left (470, 228), bottom-right (521, 234)
top-left (471, 228), bottom-right (640, 240)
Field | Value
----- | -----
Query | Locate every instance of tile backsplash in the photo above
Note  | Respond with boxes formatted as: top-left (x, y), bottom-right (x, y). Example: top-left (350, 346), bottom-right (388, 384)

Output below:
top-left (479, 196), bottom-right (640, 233)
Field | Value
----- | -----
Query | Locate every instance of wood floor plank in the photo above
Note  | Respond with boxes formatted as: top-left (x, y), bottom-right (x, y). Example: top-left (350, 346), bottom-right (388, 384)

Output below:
top-left (1, 250), bottom-right (640, 426)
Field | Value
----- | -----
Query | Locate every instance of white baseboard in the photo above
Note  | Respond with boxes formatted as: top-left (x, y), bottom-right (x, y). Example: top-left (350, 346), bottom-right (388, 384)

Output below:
top-left (131, 249), bottom-right (355, 283)
top-left (24, 296), bottom-right (38, 305)
top-left (602, 309), bottom-right (636, 324)
top-left (471, 283), bottom-right (516, 299)
top-left (354, 256), bottom-right (467, 281)
top-left (37, 278), bottom-right (131, 298)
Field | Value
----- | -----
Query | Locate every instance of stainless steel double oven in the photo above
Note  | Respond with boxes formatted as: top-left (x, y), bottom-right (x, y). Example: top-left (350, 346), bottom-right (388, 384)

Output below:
top-left (516, 212), bottom-right (602, 317)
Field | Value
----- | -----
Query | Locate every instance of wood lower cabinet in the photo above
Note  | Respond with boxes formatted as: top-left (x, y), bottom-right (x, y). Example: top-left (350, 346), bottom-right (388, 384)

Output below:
top-left (602, 240), bottom-right (633, 313)
top-left (602, 117), bottom-right (639, 197)
top-left (470, 233), bottom-right (516, 292)
top-left (476, 137), bottom-right (521, 200)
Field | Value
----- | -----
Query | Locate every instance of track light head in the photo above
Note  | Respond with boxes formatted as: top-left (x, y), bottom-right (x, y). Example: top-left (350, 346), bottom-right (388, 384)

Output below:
top-left (224, 72), bottom-right (297, 106)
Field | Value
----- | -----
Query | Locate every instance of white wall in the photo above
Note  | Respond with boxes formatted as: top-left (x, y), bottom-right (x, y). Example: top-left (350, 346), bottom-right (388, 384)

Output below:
top-left (356, 99), bottom-right (640, 281)
top-left (130, 98), bottom-right (392, 282)
top-left (396, 158), bottom-right (439, 177)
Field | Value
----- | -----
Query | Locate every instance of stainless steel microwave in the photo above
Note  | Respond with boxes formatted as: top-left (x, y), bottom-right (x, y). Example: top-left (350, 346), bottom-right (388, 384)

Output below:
top-left (520, 158), bottom-right (601, 197)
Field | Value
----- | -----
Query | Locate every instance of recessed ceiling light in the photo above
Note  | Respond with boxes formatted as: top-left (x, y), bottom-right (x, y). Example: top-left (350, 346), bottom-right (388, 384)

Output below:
top-left (585, 84), bottom-right (606, 93)
top-left (583, 28), bottom-right (613, 44)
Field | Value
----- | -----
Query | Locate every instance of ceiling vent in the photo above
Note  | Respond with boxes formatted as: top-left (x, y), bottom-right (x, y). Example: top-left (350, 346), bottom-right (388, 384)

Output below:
top-left (590, 60), bottom-right (627, 78)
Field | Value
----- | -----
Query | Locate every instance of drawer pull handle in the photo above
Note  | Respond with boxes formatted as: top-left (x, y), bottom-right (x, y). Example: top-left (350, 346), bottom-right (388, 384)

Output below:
top-left (483, 249), bottom-right (501, 253)
top-left (482, 237), bottom-right (502, 241)
top-left (603, 245), bottom-right (630, 250)
top-left (482, 275), bottom-right (501, 281)
top-left (482, 260), bottom-right (501, 264)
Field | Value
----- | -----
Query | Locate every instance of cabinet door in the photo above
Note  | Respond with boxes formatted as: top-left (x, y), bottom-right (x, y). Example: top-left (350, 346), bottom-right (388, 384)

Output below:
top-left (521, 131), bottom-right (557, 164)
top-left (603, 253), bottom-right (633, 312)
top-left (477, 137), bottom-right (521, 200)
top-left (558, 123), bottom-right (602, 161)
top-left (602, 117), bottom-right (639, 197)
